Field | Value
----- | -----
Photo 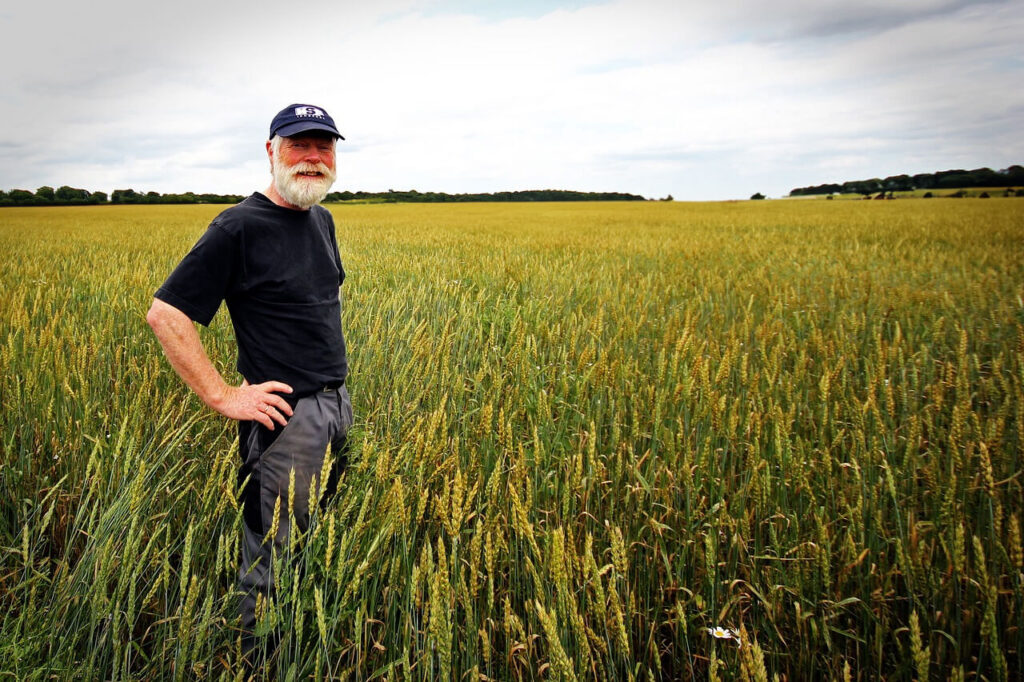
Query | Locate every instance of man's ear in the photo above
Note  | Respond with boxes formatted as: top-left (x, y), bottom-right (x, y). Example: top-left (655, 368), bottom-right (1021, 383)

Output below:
top-left (266, 140), bottom-right (274, 172)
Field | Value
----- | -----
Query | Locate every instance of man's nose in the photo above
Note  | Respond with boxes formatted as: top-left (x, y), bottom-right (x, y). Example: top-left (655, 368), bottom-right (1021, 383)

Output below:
top-left (303, 148), bottom-right (326, 164)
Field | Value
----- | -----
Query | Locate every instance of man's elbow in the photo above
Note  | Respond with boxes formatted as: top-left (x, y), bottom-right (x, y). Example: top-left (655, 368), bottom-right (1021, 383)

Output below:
top-left (147, 298), bottom-right (184, 333)
top-left (146, 300), bottom-right (164, 331)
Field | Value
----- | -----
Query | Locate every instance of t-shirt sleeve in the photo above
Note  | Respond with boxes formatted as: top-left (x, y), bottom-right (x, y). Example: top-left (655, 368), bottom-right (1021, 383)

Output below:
top-left (154, 221), bottom-right (239, 326)
top-left (326, 211), bottom-right (345, 285)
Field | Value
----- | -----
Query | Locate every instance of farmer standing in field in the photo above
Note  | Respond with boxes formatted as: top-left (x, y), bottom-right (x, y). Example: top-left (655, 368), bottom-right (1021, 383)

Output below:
top-left (146, 103), bottom-right (352, 666)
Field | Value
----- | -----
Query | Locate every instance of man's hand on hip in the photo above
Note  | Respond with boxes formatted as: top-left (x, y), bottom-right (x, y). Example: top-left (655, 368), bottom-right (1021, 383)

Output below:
top-left (146, 298), bottom-right (295, 429)
top-left (213, 379), bottom-right (294, 430)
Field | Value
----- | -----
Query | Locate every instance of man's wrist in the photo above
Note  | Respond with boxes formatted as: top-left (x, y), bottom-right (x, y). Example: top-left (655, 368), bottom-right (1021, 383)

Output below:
top-left (204, 380), bottom-right (233, 413)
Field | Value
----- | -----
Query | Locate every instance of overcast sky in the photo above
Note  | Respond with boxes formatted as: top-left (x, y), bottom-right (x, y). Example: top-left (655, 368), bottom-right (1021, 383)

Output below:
top-left (1, 0), bottom-right (1021, 200)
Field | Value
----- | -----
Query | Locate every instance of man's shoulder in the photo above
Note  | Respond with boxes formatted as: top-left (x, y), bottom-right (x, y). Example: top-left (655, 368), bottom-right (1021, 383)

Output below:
top-left (208, 193), bottom-right (272, 234)
top-left (311, 203), bottom-right (334, 224)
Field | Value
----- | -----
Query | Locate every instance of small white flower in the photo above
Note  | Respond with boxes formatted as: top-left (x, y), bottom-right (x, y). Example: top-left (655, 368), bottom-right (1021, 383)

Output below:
top-left (707, 626), bottom-right (742, 647)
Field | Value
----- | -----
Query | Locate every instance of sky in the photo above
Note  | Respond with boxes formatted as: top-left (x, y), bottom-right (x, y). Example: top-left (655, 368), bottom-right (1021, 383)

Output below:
top-left (1, 0), bottom-right (1022, 201)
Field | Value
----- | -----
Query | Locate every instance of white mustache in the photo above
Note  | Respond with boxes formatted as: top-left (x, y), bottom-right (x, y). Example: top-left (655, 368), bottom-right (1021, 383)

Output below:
top-left (290, 162), bottom-right (332, 179)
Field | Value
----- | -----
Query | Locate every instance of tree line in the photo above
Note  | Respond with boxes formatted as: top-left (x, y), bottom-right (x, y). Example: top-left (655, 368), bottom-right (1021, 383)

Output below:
top-left (2, 186), bottom-right (646, 207)
top-left (0, 186), bottom-right (244, 207)
top-left (107, 189), bottom-right (245, 205)
top-left (1, 186), bottom-right (109, 206)
top-left (789, 165), bottom-right (1024, 197)
top-left (325, 189), bottom-right (647, 203)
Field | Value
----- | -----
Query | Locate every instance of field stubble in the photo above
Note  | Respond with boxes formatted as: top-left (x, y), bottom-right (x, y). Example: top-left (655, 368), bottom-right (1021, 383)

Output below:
top-left (0, 199), bottom-right (1022, 680)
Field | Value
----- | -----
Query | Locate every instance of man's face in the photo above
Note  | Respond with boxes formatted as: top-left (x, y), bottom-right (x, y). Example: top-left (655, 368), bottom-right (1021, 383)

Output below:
top-left (270, 133), bottom-right (337, 209)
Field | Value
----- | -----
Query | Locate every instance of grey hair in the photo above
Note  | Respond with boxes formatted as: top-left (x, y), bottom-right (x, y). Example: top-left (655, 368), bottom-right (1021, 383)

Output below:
top-left (269, 134), bottom-right (283, 155)
top-left (269, 135), bottom-right (284, 171)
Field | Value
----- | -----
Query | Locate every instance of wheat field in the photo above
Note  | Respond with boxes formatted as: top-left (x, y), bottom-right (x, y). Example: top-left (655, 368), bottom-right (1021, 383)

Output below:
top-left (0, 199), bottom-right (1022, 680)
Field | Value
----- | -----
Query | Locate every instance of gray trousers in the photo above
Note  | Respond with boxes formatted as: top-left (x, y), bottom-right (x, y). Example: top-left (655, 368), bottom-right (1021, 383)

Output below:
top-left (236, 385), bottom-right (353, 650)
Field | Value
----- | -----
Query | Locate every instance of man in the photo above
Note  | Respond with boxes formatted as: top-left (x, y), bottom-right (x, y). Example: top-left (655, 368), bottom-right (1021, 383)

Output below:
top-left (146, 103), bottom-right (353, 662)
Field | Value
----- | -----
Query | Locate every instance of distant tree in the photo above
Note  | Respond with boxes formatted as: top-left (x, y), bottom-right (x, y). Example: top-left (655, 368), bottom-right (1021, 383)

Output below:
top-left (841, 180), bottom-right (864, 195)
top-left (883, 174), bottom-right (913, 192)
top-left (912, 173), bottom-right (936, 189)
top-left (90, 191), bottom-right (108, 203)
top-left (788, 183), bottom-right (841, 196)
top-left (750, 192), bottom-right (765, 200)
top-left (839, 178), bottom-right (883, 196)
top-left (36, 186), bottom-right (55, 202)
top-left (923, 192), bottom-right (933, 198)
top-left (661, 194), bottom-right (674, 201)
top-left (56, 186), bottom-right (91, 203)
top-left (1002, 165), bottom-right (1024, 184)
top-left (111, 189), bottom-right (139, 204)
top-left (979, 192), bottom-right (990, 198)
top-left (9, 189), bottom-right (35, 204)
top-left (936, 172), bottom-right (974, 189)
top-left (969, 167), bottom-right (1001, 186)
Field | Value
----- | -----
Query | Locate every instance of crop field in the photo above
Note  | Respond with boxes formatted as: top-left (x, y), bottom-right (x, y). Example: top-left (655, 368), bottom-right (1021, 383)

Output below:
top-left (1, 199), bottom-right (1022, 680)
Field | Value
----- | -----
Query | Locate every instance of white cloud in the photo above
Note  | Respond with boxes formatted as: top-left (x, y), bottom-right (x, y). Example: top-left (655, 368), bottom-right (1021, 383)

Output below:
top-left (1, 0), bottom-right (1022, 199)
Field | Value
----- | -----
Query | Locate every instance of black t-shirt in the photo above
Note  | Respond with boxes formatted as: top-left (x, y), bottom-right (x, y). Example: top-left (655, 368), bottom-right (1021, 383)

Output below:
top-left (155, 192), bottom-right (348, 398)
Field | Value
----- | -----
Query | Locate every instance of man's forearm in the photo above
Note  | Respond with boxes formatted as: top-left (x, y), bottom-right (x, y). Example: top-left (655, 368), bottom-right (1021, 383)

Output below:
top-left (146, 298), bottom-right (230, 409)
top-left (146, 298), bottom-right (293, 429)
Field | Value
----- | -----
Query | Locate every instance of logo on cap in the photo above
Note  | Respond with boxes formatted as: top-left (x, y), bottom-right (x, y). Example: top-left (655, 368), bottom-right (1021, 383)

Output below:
top-left (295, 106), bottom-right (326, 118)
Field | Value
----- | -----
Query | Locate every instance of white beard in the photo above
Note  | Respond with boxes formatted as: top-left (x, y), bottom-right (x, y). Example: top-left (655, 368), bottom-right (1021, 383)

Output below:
top-left (272, 158), bottom-right (336, 209)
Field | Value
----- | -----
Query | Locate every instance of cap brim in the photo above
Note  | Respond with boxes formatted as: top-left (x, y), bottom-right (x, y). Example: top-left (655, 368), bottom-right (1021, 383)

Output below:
top-left (274, 121), bottom-right (344, 140)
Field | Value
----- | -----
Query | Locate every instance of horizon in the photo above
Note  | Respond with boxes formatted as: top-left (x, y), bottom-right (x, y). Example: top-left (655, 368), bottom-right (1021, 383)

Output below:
top-left (6, 161), bottom-right (1021, 204)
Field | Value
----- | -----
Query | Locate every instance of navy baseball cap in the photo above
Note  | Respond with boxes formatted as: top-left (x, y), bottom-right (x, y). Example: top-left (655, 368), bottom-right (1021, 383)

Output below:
top-left (270, 103), bottom-right (344, 140)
